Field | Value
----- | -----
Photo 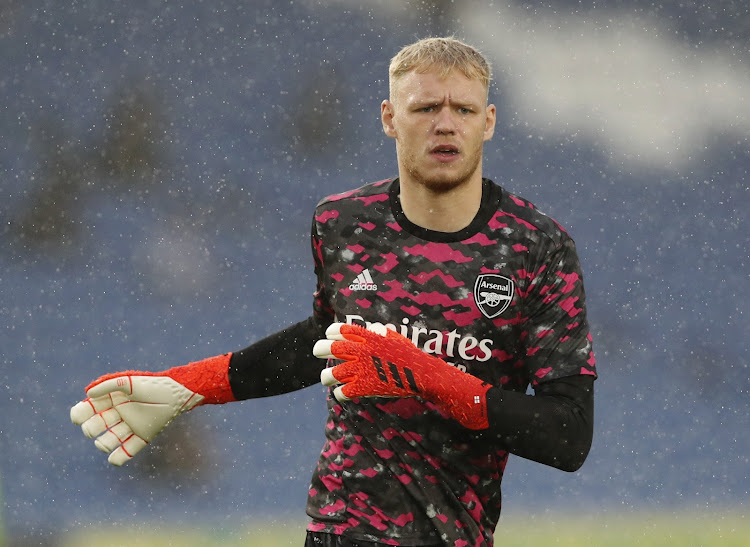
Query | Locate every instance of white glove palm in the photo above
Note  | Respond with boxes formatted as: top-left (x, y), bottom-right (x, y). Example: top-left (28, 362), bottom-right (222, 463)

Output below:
top-left (70, 375), bottom-right (204, 466)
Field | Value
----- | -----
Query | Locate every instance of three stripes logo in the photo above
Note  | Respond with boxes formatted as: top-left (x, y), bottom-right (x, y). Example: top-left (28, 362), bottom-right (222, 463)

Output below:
top-left (349, 269), bottom-right (378, 291)
top-left (372, 356), bottom-right (420, 393)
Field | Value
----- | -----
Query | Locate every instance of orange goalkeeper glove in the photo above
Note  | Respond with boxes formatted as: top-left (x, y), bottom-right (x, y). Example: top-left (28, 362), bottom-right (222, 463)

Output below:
top-left (70, 354), bottom-right (235, 466)
top-left (313, 323), bottom-right (491, 429)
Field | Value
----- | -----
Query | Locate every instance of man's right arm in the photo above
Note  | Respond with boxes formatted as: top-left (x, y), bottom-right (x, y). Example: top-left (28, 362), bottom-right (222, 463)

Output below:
top-left (70, 315), bottom-right (327, 465)
top-left (228, 315), bottom-right (329, 399)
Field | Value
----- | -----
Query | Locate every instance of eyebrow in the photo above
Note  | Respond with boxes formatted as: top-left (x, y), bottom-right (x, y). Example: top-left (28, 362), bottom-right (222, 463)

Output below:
top-left (409, 96), bottom-right (482, 109)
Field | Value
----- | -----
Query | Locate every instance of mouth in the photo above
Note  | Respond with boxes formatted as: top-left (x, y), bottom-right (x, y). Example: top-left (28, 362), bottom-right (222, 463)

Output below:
top-left (430, 144), bottom-right (460, 161)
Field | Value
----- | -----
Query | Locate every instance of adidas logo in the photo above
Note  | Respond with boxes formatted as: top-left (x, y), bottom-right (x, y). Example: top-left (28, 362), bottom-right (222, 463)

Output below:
top-left (349, 269), bottom-right (378, 291)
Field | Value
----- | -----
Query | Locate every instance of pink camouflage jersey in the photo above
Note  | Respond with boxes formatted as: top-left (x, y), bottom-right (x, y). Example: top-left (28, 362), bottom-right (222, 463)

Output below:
top-left (304, 178), bottom-right (597, 545)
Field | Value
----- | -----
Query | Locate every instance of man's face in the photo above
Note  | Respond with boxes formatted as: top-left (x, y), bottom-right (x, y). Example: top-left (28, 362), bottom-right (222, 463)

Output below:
top-left (382, 67), bottom-right (496, 192)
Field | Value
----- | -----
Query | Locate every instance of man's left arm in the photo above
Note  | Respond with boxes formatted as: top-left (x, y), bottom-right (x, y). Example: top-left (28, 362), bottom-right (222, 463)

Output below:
top-left (483, 375), bottom-right (594, 471)
top-left (315, 321), bottom-right (595, 472)
top-left (490, 235), bottom-right (596, 470)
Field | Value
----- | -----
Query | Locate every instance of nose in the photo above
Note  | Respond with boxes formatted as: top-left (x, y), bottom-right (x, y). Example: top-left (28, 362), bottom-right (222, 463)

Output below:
top-left (432, 107), bottom-right (457, 135)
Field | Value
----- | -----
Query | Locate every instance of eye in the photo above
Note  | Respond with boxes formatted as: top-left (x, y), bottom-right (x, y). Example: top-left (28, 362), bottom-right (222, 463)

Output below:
top-left (458, 107), bottom-right (473, 115)
top-left (420, 106), bottom-right (435, 113)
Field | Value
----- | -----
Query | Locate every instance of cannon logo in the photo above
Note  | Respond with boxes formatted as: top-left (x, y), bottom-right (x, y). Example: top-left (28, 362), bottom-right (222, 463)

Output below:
top-left (474, 274), bottom-right (514, 319)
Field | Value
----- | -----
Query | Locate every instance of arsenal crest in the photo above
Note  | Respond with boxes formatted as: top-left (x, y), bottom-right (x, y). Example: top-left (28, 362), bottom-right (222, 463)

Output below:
top-left (474, 274), bottom-right (515, 319)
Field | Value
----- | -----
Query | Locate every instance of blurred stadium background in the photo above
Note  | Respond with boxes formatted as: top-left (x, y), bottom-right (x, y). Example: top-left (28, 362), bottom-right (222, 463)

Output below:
top-left (1, 0), bottom-right (747, 545)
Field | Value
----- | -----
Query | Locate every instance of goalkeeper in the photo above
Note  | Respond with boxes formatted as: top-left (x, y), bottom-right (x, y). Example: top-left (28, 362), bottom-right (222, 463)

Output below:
top-left (71, 37), bottom-right (596, 547)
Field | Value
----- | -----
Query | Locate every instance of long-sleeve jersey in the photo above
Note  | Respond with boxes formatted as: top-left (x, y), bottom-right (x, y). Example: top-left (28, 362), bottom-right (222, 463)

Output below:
top-left (227, 178), bottom-right (597, 546)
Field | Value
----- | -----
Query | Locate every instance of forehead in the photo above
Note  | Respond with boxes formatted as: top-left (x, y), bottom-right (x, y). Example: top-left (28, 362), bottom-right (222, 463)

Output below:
top-left (391, 67), bottom-right (487, 104)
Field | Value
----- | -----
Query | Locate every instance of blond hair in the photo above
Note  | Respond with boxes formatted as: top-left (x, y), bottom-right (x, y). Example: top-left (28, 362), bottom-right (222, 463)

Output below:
top-left (388, 37), bottom-right (492, 98)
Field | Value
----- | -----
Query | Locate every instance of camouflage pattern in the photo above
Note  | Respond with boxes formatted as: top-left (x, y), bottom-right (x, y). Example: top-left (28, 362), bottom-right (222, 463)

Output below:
top-left (305, 178), bottom-right (596, 546)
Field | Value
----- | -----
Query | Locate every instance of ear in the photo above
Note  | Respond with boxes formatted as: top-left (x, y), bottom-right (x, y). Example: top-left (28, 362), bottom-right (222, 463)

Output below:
top-left (381, 100), bottom-right (397, 139)
top-left (483, 104), bottom-right (497, 141)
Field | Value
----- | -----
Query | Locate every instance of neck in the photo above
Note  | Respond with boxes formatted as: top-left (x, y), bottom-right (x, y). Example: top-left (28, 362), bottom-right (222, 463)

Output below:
top-left (398, 177), bottom-right (483, 233)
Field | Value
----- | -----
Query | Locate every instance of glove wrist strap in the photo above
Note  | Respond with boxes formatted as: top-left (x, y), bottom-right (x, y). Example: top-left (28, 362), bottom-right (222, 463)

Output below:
top-left (162, 353), bottom-right (236, 405)
top-left (432, 374), bottom-right (491, 430)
